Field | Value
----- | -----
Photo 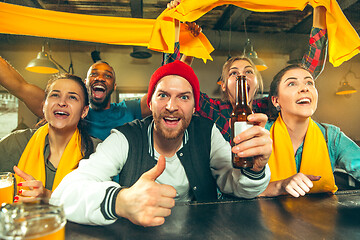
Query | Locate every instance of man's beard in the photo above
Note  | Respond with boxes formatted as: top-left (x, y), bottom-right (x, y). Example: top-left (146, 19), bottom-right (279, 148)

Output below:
top-left (89, 90), bottom-right (112, 110)
top-left (153, 111), bottom-right (191, 140)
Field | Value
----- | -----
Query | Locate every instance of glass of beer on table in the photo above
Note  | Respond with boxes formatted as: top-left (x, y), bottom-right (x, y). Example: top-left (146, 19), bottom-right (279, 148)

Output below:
top-left (0, 199), bottom-right (66, 240)
top-left (0, 172), bottom-right (14, 205)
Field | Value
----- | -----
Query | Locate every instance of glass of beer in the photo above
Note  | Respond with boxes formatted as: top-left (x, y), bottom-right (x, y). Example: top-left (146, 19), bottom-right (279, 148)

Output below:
top-left (0, 172), bottom-right (14, 205)
top-left (0, 199), bottom-right (66, 240)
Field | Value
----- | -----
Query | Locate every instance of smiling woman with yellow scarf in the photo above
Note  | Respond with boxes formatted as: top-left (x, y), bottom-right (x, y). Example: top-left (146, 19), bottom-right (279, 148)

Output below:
top-left (261, 64), bottom-right (360, 198)
top-left (0, 72), bottom-right (100, 202)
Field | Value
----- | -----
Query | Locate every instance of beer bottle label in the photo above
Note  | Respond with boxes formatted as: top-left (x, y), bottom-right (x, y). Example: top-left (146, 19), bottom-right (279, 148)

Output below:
top-left (234, 122), bottom-right (253, 137)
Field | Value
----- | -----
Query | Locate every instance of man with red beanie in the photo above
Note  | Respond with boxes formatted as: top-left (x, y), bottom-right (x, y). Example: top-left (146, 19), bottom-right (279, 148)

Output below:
top-left (146, 60), bottom-right (201, 111)
top-left (52, 61), bottom-right (272, 227)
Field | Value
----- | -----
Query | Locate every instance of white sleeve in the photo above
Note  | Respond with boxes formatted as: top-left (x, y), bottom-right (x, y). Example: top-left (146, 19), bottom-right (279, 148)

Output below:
top-left (209, 124), bottom-right (270, 199)
top-left (51, 129), bottom-right (129, 225)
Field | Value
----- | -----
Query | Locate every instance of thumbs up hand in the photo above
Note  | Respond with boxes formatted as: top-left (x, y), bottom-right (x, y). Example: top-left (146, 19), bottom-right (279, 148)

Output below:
top-left (115, 155), bottom-right (177, 227)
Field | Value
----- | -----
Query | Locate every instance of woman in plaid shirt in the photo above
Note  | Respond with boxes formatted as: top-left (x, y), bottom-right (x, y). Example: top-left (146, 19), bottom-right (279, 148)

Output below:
top-left (166, 2), bottom-right (327, 142)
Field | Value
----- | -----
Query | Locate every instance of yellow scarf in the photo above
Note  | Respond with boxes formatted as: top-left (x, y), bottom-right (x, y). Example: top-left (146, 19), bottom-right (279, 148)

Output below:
top-left (15, 124), bottom-right (82, 191)
top-left (269, 115), bottom-right (337, 194)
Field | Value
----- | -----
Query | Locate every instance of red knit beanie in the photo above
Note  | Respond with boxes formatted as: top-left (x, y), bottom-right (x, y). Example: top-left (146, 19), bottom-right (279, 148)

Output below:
top-left (147, 60), bottom-right (200, 111)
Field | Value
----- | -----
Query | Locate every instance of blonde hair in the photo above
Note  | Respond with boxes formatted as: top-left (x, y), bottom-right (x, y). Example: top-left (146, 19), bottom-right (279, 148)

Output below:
top-left (220, 56), bottom-right (263, 101)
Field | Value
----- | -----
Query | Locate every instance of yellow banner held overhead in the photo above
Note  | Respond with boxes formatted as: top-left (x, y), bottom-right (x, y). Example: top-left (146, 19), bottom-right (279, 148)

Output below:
top-left (150, 0), bottom-right (360, 67)
top-left (1, 0), bottom-right (359, 65)
top-left (0, 2), bottom-right (154, 46)
top-left (0, 2), bottom-right (213, 62)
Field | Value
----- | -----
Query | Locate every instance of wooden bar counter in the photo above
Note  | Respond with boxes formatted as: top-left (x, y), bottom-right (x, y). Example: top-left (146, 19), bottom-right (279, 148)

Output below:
top-left (65, 190), bottom-right (360, 239)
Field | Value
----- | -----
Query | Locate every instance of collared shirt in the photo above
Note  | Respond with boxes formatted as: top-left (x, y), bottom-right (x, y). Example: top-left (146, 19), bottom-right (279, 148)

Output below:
top-left (43, 135), bottom-right (57, 190)
top-left (0, 129), bottom-right (55, 189)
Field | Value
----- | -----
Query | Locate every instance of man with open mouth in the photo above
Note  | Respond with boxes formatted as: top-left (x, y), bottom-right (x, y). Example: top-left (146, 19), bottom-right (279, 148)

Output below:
top-left (0, 58), bottom-right (150, 141)
top-left (83, 61), bottom-right (150, 140)
top-left (51, 60), bottom-right (273, 227)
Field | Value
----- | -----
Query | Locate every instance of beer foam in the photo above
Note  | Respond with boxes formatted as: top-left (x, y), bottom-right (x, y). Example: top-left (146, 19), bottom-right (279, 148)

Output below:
top-left (0, 180), bottom-right (12, 188)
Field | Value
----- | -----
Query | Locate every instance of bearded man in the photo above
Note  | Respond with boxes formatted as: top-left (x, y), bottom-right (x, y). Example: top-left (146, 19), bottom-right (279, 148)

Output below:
top-left (83, 61), bottom-right (147, 140)
top-left (51, 60), bottom-right (272, 227)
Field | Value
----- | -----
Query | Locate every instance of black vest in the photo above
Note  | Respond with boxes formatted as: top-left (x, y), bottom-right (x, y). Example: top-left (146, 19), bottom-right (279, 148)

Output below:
top-left (115, 115), bottom-right (218, 202)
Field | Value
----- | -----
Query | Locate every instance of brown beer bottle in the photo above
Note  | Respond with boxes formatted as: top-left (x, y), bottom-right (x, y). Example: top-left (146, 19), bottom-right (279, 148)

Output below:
top-left (231, 75), bottom-right (254, 169)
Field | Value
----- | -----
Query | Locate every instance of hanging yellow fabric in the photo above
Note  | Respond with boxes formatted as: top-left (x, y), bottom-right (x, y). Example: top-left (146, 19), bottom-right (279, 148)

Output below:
top-left (0, 2), bottom-right (213, 61)
top-left (0, 2), bottom-right (154, 46)
top-left (0, 1), bottom-right (359, 65)
top-left (151, 0), bottom-right (360, 66)
top-left (15, 124), bottom-right (83, 191)
top-left (148, 10), bottom-right (214, 61)
top-left (268, 115), bottom-right (337, 194)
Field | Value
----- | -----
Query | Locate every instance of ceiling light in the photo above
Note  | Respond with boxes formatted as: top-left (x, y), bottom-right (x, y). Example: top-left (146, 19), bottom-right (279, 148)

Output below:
top-left (336, 80), bottom-right (357, 95)
top-left (91, 50), bottom-right (101, 63)
top-left (26, 45), bottom-right (59, 74)
top-left (130, 46), bottom-right (152, 59)
top-left (243, 39), bottom-right (268, 71)
top-left (336, 68), bottom-right (358, 95)
top-left (242, 20), bottom-right (267, 71)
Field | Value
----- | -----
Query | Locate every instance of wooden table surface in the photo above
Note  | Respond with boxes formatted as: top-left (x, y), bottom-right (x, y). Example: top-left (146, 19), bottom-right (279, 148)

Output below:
top-left (65, 190), bottom-right (360, 240)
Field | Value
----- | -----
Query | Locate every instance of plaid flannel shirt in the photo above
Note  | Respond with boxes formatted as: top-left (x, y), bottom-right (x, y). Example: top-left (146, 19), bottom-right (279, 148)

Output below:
top-left (163, 27), bottom-right (328, 142)
top-left (162, 42), bottom-right (181, 65)
top-left (302, 27), bottom-right (328, 79)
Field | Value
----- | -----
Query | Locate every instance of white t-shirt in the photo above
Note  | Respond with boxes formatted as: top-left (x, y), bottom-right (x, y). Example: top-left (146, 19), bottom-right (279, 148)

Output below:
top-left (52, 123), bottom-right (270, 225)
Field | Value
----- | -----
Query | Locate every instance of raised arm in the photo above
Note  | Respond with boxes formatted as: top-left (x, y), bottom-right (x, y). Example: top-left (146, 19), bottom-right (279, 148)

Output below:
top-left (162, 0), bottom-right (181, 66)
top-left (180, 22), bottom-right (201, 65)
top-left (0, 57), bottom-right (45, 118)
top-left (141, 0), bottom-right (182, 118)
top-left (164, 0), bottom-right (201, 66)
top-left (313, 5), bottom-right (326, 29)
top-left (142, 0), bottom-right (200, 118)
top-left (302, 6), bottom-right (327, 79)
top-left (140, 94), bottom-right (151, 118)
